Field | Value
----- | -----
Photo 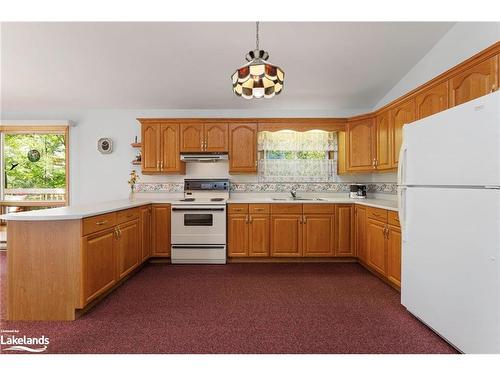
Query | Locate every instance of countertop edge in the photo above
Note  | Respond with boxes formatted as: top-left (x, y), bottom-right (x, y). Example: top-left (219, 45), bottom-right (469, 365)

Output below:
top-left (0, 198), bottom-right (397, 221)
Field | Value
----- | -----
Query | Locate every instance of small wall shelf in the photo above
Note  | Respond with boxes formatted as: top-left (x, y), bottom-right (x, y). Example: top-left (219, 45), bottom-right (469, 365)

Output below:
top-left (131, 160), bottom-right (141, 165)
top-left (131, 142), bottom-right (142, 148)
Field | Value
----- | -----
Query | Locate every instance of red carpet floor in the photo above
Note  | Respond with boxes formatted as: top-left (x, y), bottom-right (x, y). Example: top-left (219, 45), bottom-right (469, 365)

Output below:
top-left (0, 252), bottom-right (457, 354)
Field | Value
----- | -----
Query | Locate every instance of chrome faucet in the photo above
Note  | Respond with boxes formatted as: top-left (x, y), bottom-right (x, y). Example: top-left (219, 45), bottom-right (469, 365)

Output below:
top-left (290, 188), bottom-right (297, 199)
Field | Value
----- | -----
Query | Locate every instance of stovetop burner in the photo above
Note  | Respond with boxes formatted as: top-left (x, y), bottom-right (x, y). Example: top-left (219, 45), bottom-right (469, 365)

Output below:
top-left (210, 198), bottom-right (225, 202)
top-left (179, 198), bottom-right (195, 202)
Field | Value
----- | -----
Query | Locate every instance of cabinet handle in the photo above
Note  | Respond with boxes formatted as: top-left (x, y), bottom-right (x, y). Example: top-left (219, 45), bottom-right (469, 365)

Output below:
top-left (245, 215), bottom-right (249, 224)
top-left (299, 216), bottom-right (303, 224)
top-left (249, 216), bottom-right (253, 223)
top-left (157, 161), bottom-right (160, 169)
top-left (303, 216), bottom-right (307, 224)
top-left (114, 227), bottom-right (120, 239)
top-left (96, 220), bottom-right (108, 226)
top-left (118, 227), bottom-right (122, 238)
top-left (372, 158), bottom-right (377, 169)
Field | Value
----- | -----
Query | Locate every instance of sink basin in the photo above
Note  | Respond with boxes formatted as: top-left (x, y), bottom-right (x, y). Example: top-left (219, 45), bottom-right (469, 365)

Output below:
top-left (271, 197), bottom-right (327, 201)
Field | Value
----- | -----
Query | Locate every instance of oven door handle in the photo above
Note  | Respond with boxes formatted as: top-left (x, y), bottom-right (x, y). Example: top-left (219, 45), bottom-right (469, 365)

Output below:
top-left (171, 207), bottom-right (225, 212)
top-left (171, 245), bottom-right (226, 249)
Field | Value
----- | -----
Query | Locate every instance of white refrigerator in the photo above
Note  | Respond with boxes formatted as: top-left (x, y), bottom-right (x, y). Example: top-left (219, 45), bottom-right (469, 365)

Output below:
top-left (399, 90), bottom-right (500, 354)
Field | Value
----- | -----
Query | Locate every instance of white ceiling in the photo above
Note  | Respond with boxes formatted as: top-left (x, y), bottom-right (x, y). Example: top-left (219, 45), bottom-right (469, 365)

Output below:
top-left (0, 22), bottom-right (454, 112)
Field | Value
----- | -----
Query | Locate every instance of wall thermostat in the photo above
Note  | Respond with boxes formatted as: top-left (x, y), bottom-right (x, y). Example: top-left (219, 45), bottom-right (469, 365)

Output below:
top-left (97, 138), bottom-right (113, 154)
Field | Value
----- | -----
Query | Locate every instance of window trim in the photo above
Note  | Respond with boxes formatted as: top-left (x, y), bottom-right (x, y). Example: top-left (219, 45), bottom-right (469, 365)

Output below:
top-left (0, 125), bottom-right (70, 207)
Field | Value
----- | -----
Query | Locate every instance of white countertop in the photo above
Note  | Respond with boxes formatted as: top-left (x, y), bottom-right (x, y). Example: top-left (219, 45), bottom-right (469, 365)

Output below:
top-left (0, 196), bottom-right (397, 221)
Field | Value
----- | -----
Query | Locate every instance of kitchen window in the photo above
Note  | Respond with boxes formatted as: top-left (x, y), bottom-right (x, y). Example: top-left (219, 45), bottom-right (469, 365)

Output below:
top-left (258, 130), bottom-right (337, 182)
top-left (0, 125), bottom-right (69, 216)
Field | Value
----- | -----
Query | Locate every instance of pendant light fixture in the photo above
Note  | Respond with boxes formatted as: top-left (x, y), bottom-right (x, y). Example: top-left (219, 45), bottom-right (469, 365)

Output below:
top-left (232, 22), bottom-right (284, 99)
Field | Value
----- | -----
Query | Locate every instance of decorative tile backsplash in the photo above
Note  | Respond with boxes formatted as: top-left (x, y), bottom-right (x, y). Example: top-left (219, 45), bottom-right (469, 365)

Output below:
top-left (135, 182), bottom-right (397, 194)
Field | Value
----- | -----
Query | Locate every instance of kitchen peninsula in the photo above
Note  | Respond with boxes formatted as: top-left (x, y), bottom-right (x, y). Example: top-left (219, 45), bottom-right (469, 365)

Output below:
top-left (1, 196), bottom-right (398, 321)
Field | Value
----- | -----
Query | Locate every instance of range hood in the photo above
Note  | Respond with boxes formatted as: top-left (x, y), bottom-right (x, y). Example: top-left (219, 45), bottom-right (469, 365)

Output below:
top-left (180, 153), bottom-right (228, 162)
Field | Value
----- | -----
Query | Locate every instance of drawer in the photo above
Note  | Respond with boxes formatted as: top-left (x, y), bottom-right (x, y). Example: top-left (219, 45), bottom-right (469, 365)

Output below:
top-left (303, 203), bottom-right (335, 214)
top-left (116, 207), bottom-right (140, 224)
top-left (367, 207), bottom-right (388, 222)
top-left (228, 204), bottom-right (249, 214)
top-left (249, 204), bottom-right (270, 214)
top-left (271, 203), bottom-right (302, 214)
top-left (387, 210), bottom-right (400, 227)
top-left (82, 212), bottom-right (117, 236)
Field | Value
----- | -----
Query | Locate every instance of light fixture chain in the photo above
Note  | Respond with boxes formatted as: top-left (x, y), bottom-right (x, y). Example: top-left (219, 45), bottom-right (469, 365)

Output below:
top-left (256, 21), bottom-right (259, 51)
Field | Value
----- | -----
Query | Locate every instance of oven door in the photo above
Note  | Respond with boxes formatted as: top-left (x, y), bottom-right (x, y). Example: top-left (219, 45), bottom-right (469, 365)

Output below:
top-left (171, 204), bottom-right (226, 244)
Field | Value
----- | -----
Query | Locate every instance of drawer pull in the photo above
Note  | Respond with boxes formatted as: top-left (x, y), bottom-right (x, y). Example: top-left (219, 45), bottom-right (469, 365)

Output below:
top-left (96, 220), bottom-right (108, 226)
top-left (127, 213), bottom-right (133, 217)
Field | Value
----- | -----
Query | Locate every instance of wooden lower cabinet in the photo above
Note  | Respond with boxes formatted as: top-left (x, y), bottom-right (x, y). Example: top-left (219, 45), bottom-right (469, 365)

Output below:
top-left (140, 205), bottom-right (152, 261)
top-left (82, 228), bottom-right (117, 305)
top-left (228, 214), bottom-right (249, 256)
top-left (117, 219), bottom-right (141, 279)
top-left (302, 214), bottom-right (335, 257)
top-left (248, 214), bottom-right (270, 256)
top-left (355, 205), bottom-right (367, 262)
top-left (387, 224), bottom-right (402, 287)
top-left (366, 219), bottom-right (388, 275)
top-left (335, 204), bottom-right (354, 256)
top-left (270, 214), bottom-right (303, 257)
top-left (151, 204), bottom-right (171, 256)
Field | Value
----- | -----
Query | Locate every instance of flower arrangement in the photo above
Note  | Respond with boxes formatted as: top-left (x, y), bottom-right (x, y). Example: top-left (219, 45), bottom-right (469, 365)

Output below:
top-left (128, 170), bottom-right (140, 200)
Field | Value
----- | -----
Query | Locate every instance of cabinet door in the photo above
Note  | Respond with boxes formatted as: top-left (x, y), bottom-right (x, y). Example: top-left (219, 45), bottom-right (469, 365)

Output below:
top-left (82, 229), bottom-right (117, 304)
top-left (117, 219), bottom-right (141, 279)
top-left (355, 205), bottom-right (367, 262)
top-left (335, 204), bottom-right (354, 256)
top-left (204, 123), bottom-right (228, 152)
top-left (140, 205), bottom-right (151, 261)
top-left (227, 214), bottom-right (249, 257)
top-left (302, 214), bottom-right (335, 257)
top-left (270, 215), bottom-right (302, 257)
top-left (415, 81), bottom-right (449, 120)
top-left (152, 204), bottom-right (171, 256)
top-left (346, 117), bottom-right (376, 171)
top-left (180, 123), bottom-right (204, 152)
top-left (228, 123), bottom-right (258, 173)
top-left (390, 99), bottom-right (415, 168)
top-left (387, 225), bottom-right (402, 288)
top-left (366, 219), bottom-right (387, 275)
top-left (449, 55), bottom-right (499, 107)
top-left (141, 123), bottom-right (160, 173)
top-left (375, 110), bottom-right (392, 170)
top-left (160, 123), bottom-right (185, 174)
top-left (249, 214), bottom-right (270, 257)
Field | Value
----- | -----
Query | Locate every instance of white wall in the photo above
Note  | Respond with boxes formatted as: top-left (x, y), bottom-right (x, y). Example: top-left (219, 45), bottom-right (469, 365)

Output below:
top-left (1, 108), bottom-right (374, 205)
top-left (375, 22), bottom-right (500, 109)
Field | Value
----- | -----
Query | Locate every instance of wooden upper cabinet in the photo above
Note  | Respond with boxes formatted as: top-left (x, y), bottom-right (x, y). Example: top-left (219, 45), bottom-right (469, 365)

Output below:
top-left (390, 99), bottom-right (415, 168)
top-left (161, 123), bottom-right (185, 173)
top-left (180, 123), bottom-right (204, 152)
top-left (375, 110), bottom-right (392, 170)
top-left (335, 204), bottom-right (354, 257)
top-left (141, 123), bottom-right (161, 173)
top-left (228, 123), bottom-right (258, 173)
top-left (415, 81), bottom-right (449, 120)
top-left (449, 55), bottom-right (499, 107)
top-left (346, 117), bottom-right (376, 171)
top-left (204, 123), bottom-right (228, 152)
top-left (302, 214), bottom-right (335, 257)
top-left (270, 214), bottom-right (302, 257)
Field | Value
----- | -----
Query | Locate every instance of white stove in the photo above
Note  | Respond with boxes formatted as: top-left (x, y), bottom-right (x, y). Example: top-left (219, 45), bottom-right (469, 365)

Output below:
top-left (170, 179), bottom-right (229, 264)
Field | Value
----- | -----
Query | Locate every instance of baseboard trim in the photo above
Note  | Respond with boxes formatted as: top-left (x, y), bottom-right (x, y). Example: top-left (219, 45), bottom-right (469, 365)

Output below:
top-left (228, 257), bottom-right (357, 263)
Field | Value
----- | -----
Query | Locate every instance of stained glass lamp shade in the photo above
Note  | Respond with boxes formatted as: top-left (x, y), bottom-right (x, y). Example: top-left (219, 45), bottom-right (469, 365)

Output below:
top-left (232, 49), bottom-right (284, 99)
